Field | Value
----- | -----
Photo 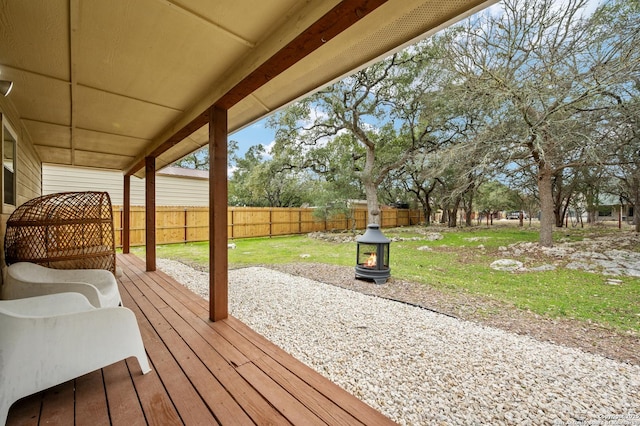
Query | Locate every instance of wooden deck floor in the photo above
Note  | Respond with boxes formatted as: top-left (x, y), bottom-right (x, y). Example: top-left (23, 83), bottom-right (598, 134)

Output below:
top-left (6, 254), bottom-right (396, 425)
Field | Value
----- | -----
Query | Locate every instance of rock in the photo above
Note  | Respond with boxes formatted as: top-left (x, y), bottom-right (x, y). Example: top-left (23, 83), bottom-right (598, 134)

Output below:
top-left (424, 233), bottom-right (444, 241)
top-left (570, 251), bottom-right (609, 260)
top-left (308, 231), bottom-right (357, 243)
top-left (541, 247), bottom-right (572, 257)
top-left (464, 237), bottom-right (489, 242)
top-left (417, 246), bottom-right (432, 251)
top-left (592, 259), bottom-right (620, 269)
top-left (565, 261), bottom-right (596, 271)
top-left (490, 259), bottom-right (524, 271)
top-left (528, 264), bottom-right (556, 272)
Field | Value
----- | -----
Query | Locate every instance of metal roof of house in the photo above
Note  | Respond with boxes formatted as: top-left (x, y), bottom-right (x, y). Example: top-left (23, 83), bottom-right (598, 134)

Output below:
top-left (0, 0), bottom-right (496, 177)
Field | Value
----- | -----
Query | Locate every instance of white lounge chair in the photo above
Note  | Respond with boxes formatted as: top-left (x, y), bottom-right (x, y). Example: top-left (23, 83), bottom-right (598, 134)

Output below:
top-left (2, 262), bottom-right (122, 307)
top-left (0, 292), bottom-right (151, 425)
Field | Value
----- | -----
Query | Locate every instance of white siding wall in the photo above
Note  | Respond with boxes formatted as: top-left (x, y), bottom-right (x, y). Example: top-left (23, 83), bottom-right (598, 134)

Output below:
top-left (43, 164), bottom-right (209, 206)
top-left (1, 109), bottom-right (43, 270)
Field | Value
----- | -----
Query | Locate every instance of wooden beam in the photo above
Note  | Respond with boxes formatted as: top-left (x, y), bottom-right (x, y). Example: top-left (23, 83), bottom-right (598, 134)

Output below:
top-left (126, 110), bottom-right (210, 176)
top-left (209, 106), bottom-right (228, 321)
top-left (123, 174), bottom-right (131, 254)
top-left (125, 0), bottom-right (387, 176)
top-left (215, 0), bottom-right (387, 109)
top-left (145, 157), bottom-right (156, 272)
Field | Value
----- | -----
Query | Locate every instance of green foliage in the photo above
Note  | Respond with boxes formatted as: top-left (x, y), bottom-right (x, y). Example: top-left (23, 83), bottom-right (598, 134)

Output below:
top-left (173, 146), bottom-right (210, 170)
top-left (265, 49), bottom-right (461, 220)
top-left (229, 144), bottom-right (321, 207)
top-left (475, 181), bottom-right (520, 214)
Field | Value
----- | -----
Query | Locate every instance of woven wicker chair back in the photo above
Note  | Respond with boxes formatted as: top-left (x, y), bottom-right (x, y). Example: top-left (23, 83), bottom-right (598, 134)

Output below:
top-left (4, 191), bottom-right (116, 273)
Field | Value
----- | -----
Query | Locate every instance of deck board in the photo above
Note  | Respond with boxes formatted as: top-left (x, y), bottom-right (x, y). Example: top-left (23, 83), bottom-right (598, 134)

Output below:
top-left (119, 276), bottom-right (221, 426)
top-left (75, 370), bottom-right (110, 426)
top-left (5, 392), bottom-right (40, 426)
top-left (121, 262), bottom-right (280, 425)
top-left (5, 253), bottom-right (396, 425)
top-left (103, 361), bottom-right (147, 426)
top-left (39, 383), bottom-right (74, 425)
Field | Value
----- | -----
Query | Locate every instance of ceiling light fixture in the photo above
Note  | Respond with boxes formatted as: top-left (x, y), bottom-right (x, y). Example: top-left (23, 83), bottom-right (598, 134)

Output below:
top-left (0, 80), bottom-right (14, 96)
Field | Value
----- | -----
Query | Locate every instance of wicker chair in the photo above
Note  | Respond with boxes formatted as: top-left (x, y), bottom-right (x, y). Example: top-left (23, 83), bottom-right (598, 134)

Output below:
top-left (4, 191), bottom-right (116, 274)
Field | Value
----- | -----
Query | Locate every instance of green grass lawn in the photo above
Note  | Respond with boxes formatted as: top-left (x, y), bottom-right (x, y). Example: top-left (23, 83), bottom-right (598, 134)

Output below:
top-left (130, 225), bottom-right (640, 333)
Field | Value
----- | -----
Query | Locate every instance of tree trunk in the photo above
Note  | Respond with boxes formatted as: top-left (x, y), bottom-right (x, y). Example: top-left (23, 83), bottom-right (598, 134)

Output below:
top-left (538, 168), bottom-right (555, 247)
top-left (561, 194), bottom-right (572, 228)
top-left (420, 195), bottom-right (432, 226)
top-left (448, 197), bottom-right (461, 227)
top-left (554, 204), bottom-right (564, 227)
top-left (364, 180), bottom-right (380, 225)
top-left (362, 146), bottom-right (381, 225)
top-left (424, 204), bottom-right (432, 226)
top-left (633, 177), bottom-right (640, 233)
top-left (464, 192), bottom-right (474, 227)
top-left (465, 209), bottom-right (473, 226)
top-left (585, 190), bottom-right (596, 224)
top-left (448, 209), bottom-right (457, 227)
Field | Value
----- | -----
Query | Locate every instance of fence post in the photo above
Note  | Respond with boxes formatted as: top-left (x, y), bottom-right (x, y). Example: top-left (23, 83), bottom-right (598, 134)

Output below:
top-left (119, 208), bottom-right (123, 248)
top-left (184, 208), bottom-right (188, 243)
top-left (230, 208), bottom-right (234, 239)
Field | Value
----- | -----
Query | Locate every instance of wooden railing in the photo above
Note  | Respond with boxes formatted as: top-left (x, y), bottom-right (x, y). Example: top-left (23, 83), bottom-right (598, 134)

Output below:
top-left (112, 206), bottom-right (425, 247)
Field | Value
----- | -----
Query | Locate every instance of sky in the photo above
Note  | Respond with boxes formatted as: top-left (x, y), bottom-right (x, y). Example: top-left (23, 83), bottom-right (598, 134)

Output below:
top-left (229, 119), bottom-right (276, 160)
top-left (228, 0), bottom-right (603, 163)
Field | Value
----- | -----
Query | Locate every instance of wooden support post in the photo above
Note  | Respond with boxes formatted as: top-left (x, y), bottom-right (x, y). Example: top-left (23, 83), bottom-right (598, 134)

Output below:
top-left (123, 174), bottom-right (131, 254)
top-left (145, 157), bottom-right (156, 271)
top-left (209, 106), bottom-right (228, 321)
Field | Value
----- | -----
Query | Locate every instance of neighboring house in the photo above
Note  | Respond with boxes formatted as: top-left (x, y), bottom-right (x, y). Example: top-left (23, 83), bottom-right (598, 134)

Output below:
top-left (589, 194), bottom-right (634, 222)
top-left (43, 164), bottom-right (209, 206)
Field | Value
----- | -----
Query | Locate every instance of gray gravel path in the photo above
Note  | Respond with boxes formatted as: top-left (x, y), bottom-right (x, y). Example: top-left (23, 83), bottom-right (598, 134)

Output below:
top-left (158, 259), bottom-right (640, 425)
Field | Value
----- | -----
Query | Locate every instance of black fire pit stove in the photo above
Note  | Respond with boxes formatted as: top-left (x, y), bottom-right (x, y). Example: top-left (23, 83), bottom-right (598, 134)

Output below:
top-left (355, 223), bottom-right (390, 285)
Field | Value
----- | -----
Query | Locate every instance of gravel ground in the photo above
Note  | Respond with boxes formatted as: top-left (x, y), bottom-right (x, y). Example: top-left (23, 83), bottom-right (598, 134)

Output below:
top-left (269, 263), bottom-right (640, 367)
top-left (158, 259), bottom-right (640, 425)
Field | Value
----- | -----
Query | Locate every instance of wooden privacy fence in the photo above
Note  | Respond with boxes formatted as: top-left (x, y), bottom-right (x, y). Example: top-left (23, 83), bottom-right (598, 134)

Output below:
top-left (112, 206), bottom-right (425, 247)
